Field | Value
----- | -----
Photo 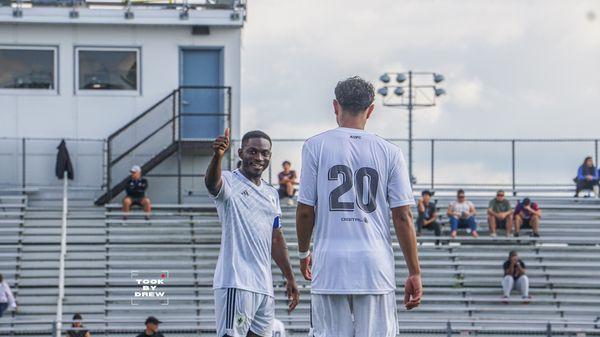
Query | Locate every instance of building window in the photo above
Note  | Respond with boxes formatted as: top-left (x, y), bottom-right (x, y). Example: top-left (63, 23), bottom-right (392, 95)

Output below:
top-left (76, 48), bottom-right (139, 93)
top-left (0, 47), bottom-right (56, 90)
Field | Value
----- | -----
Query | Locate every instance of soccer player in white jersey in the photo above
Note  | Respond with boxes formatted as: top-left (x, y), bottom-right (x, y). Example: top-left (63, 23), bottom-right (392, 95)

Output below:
top-left (206, 129), bottom-right (299, 337)
top-left (296, 77), bottom-right (423, 337)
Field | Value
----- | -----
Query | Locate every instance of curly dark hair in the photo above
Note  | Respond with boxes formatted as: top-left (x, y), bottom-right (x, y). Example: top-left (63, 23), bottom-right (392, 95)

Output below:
top-left (241, 130), bottom-right (272, 147)
top-left (334, 76), bottom-right (375, 114)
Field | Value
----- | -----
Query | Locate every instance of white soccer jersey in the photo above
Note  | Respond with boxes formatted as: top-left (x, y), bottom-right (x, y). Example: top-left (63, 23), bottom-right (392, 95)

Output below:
top-left (298, 127), bottom-right (415, 294)
top-left (210, 169), bottom-right (282, 297)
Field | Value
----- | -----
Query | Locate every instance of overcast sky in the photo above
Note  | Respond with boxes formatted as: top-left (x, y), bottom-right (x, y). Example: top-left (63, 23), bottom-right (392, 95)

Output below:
top-left (239, 0), bottom-right (600, 185)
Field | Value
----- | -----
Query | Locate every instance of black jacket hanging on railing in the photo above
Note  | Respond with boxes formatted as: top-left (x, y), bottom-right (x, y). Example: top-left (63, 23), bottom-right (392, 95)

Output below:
top-left (55, 139), bottom-right (74, 180)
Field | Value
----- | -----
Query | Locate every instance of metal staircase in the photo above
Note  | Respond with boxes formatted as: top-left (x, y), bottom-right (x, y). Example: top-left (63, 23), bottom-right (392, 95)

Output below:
top-left (95, 86), bottom-right (231, 205)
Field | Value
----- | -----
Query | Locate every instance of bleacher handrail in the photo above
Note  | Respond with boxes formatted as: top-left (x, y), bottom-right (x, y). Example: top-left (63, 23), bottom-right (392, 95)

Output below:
top-left (54, 171), bottom-right (68, 335)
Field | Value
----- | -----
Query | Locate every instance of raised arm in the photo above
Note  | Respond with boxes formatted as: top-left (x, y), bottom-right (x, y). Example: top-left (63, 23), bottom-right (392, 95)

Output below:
top-left (271, 228), bottom-right (299, 312)
top-left (391, 205), bottom-right (422, 310)
top-left (204, 128), bottom-right (230, 196)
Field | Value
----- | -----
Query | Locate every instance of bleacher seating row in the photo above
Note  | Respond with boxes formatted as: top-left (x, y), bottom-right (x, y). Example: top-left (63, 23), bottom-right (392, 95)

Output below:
top-left (0, 189), bottom-right (599, 336)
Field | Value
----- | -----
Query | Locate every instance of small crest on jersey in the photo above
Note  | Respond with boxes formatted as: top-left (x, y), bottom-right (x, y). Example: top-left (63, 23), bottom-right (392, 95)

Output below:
top-left (234, 314), bottom-right (247, 334)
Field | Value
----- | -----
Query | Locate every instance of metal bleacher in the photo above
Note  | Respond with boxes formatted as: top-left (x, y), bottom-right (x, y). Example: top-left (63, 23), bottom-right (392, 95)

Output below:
top-left (1, 187), bottom-right (600, 336)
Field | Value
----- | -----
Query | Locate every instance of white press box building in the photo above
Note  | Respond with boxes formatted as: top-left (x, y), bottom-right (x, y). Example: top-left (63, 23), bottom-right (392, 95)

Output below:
top-left (0, 0), bottom-right (245, 203)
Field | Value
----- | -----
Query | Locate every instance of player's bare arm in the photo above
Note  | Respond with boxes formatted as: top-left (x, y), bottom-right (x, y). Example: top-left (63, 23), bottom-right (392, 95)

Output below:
top-left (392, 205), bottom-right (422, 310)
top-left (205, 128), bottom-right (230, 196)
top-left (296, 202), bottom-right (315, 281)
top-left (271, 228), bottom-right (299, 312)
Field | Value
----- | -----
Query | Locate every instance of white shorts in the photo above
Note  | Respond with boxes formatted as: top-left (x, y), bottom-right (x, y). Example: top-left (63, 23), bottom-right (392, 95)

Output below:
top-left (310, 291), bottom-right (398, 337)
top-left (214, 288), bottom-right (274, 337)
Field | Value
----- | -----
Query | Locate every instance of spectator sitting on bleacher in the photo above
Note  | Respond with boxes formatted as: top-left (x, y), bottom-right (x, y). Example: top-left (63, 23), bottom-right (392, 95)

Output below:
top-left (136, 316), bottom-right (164, 337)
top-left (574, 156), bottom-right (599, 198)
top-left (0, 273), bottom-right (17, 317)
top-left (487, 190), bottom-right (513, 237)
top-left (66, 313), bottom-right (91, 337)
top-left (514, 198), bottom-right (541, 237)
top-left (278, 160), bottom-right (298, 206)
top-left (122, 165), bottom-right (152, 219)
top-left (447, 189), bottom-right (479, 239)
top-left (502, 251), bottom-right (531, 303)
top-left (417, 190), bottom-right (441, 244)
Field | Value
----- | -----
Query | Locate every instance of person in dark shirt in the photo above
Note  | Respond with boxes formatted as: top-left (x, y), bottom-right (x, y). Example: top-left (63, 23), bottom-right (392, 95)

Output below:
top-left (136, 316), bottom-right (164, 337)
top-left (514, 198), bottom-right (541, 237)
top-left (416, 190), bottom-right (441, 245)
top-left (501, 251), bottom-right (530, 303)
top-left (66, 313), bottom-right (91, 337)
top-left (277, 161), bottom-right (298, 205)
top-left (123, 165), bottom-right (152, 217)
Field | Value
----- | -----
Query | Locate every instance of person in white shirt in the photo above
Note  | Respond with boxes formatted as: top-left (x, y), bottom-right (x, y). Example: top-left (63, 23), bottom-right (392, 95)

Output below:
top-left (0, 274), bottom-right (17, 317)
top-left (446, 189), bottom-right (479, 239)
top-left (296, 76), bottom-right (422, 337)
top-left (205, 129), bottom-right (299, 337)
top-left (271, 319), bottom-right (286, 337)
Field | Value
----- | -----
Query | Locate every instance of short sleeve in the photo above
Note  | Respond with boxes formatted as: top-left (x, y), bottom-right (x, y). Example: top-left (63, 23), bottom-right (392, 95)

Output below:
top-left (387, 148), bottom-right (415, 208)
top-left (488, 200), bottom-right (494, 209)
top-left (297, 142), bottom-right (318, 207)
top-left (209, 171), bottom-right (232, 201)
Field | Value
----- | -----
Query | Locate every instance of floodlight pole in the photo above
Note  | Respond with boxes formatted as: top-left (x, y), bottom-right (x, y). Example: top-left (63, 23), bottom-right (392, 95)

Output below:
top-left (378, 70), bottom-right (445, 185)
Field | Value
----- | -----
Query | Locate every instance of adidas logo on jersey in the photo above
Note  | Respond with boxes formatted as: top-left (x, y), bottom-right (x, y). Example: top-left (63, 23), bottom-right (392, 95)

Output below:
top-left (241, 190), bottom-right (250, 197)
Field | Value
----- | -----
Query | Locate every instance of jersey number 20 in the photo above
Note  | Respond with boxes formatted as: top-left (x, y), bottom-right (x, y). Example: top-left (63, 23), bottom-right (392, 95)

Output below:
top-left (329, 165), bottom-right (379, 213)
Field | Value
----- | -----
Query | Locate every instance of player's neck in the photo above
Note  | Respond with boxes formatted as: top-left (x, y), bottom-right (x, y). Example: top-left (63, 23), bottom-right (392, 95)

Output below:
top-left (338, 118), bottom-right (366, 130)
top-left (239, 168), bottom-right (262, 186)
top-left (338, 112), bottom-right (367, 130)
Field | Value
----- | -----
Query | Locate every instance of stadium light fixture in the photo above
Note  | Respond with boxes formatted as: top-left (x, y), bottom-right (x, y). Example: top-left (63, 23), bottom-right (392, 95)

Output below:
top-left (377, 87), bottom-right (389, 96)
top-left (394, 87), bottom-right (405, 96)
top-left (396, 73), bottom-right (407, 83)
top-left (376, 70), bottom-right (446, 184)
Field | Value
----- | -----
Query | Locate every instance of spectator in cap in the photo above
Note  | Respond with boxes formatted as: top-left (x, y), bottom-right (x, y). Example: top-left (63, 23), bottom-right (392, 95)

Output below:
top-left (136, 316), bottom-right (164, 337)
top-left (123, 165), bottom-right (151, 219)
top-left (66, 313), bottom-right (91, 337)
top-left (416, 190), bottom-right (441, 245)
top-left (0, 273), bottom-right (17, 317)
